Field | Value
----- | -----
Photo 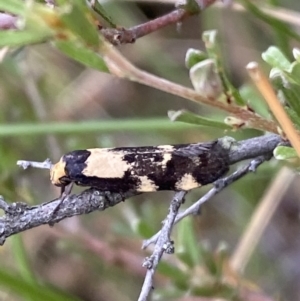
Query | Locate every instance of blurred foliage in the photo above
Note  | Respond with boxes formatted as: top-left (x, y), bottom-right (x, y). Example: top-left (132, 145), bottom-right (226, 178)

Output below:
top-left (0, 0), bottom-right (300, 301)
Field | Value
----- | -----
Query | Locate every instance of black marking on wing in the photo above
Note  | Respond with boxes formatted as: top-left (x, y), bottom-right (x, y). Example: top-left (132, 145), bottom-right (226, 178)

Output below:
top-left (60, 140), bottom-right (230, 192)
top-left (73, 170), bottom-right (140, 192)
top-left (63, 150), bottom-right (91, 179)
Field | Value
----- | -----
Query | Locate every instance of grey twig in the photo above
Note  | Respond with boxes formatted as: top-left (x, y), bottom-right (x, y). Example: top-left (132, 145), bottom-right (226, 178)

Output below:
top-left (0, 189), bottom-right (137, 245)
top-left (142, 155), bottom-right (269, 249)
top-left (17, 159), bottom-right (53, 170)
top-left (0, 134), bottom-right (285, 301)
top-left (8, 133), bottom-right (284, 248)
top-left (227, 134), bottom-right (284, 164)
top-left (138, 191), bottom-right (186, 301)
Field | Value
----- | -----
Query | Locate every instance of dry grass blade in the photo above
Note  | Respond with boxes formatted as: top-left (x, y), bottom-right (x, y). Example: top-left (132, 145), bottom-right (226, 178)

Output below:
top-left (230, 167), bottom-right (295, 273)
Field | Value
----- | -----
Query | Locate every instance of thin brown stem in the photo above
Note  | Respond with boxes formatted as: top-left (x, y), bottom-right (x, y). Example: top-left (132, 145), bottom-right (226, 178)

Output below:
top-left (230, 167), bottom-right (295, 273)
top-left (101, 42), bottom-right (278, 133)
top-left (247, 62), bottom-right (300, 156)
top-left (101, 8), bottom-right (190, 45)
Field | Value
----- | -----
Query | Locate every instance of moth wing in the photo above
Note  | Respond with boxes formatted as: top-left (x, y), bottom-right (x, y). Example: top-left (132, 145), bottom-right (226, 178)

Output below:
top-left (173, 141), bottom-right (216, 157)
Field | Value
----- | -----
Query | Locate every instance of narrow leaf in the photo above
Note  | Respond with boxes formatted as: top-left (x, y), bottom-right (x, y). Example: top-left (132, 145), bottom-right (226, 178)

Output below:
top-left (176, 217), bottom-right (200, 267)
top-left (91, 1), bottom-right (117, 28)
top-left (133, 219), bottom-right (155, 238)
top-left (55, 40), bottom-right (108, 71)
top-left (57, 0), bottom-right (100, 47)
top-left (262, 46), bottom-right (291, 70)
top-left (242, 0), bottom-right (300, 43)
top-left (0, 30), bottom-right (52, 47)
top-left (288, 62), bottom-right (300, 85)
top-left (273, 145), bottom-right (297, 160)
top-left (0, 0), bottom-right (26, 15)
top-left (168, 110), bottom-right (230, 130)
top-left (0, 269), bottom-right (79, 301)
top-left (202, 30), bottom-right (245, 105)
top-left (156, 262), bottom-right (188, 287)
top-left (185, 48), bottom-right (208, 69)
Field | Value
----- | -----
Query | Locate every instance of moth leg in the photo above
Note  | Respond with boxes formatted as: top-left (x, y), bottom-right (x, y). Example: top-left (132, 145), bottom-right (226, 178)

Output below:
top-left (50, 182), bottom-right (74, 221)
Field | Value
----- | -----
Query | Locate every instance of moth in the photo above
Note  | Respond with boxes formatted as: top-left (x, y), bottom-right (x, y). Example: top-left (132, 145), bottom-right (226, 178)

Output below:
top-left (50, 139), bottom-right (231, 194)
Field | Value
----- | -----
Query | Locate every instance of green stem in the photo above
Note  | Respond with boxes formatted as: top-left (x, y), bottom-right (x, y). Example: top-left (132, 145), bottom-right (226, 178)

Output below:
top-left (0, 118), bottom-right (197, 137)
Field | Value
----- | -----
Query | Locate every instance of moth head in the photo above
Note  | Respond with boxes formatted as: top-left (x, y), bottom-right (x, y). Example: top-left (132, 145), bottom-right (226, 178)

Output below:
top-left (50, 158), bottom-right (70, 187)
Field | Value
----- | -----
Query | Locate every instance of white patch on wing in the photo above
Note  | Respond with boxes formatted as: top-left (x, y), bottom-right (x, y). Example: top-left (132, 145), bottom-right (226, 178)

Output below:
top-left (175, 174), bottom-right (200, 190)
top-left (83, 149), bottom-right (129, 178)
top-left (157, 145), bottom-right (174, 151)
top-left (137, 176), bottom-right (158, 192)
top-left (161, 153), bottom-right (172, 167)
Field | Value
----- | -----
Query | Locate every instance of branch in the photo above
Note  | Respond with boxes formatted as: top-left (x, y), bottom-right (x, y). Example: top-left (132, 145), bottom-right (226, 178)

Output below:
top-left (139, 153), bottom-right (274, 300)
top-left (227, 134), bottom-right (284, 164)
top-left (0, 134), bottom-right (284, 245)
top-left (142, 154), bottom-right (269, 248)
top-left (0, 0), bottom-right (217, 41)
top-left (138, 191), bottom-right (186, 301)
top-left (100, 9), bottom-right (190, 45)
top-left (0, 188), bottom-right (137, 245)
top-left (101, 41), bottom-right (279, 133)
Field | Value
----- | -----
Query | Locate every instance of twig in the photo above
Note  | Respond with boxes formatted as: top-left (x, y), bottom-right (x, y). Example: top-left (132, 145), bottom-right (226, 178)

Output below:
top-left (229, 167), bottom-right (295, 273)
top-left (96, 0), bottom-right (220, 44)
top-left (0, 189), bottom-right (137, 245)
top-left (142, 155), bottom-right (269, 248)
top-left (100, 42), bottom-right (279, 134)
top-left (101, 9), bottom-right (190, 45)
top-left (17, 159), bottom-right (53, 170)
top-left (138, 191), bottom-right (186, 301)
top-left (0, 134), bottom-right (282, 246)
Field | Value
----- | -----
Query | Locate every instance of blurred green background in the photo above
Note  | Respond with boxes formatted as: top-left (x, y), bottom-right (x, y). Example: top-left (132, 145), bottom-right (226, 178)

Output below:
top-left (1, 1), bottom-right (300, 300)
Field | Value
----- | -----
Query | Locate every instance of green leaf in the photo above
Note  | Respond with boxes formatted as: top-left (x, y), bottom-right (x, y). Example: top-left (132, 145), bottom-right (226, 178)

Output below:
top-left (55, 40), bottom-right (108, 71)
top-left (241, 0), bottom-right (300, 44)
top-left (132, 219), bottom-right (155, 238)
top-left (0, 0), bottom-right (26, 15)
top-left (288, 62), bottom-right (300, 85)
top-left (185, 48), bottom-right (208, 69)
top-left (0, 30), bottom-right (52, 47)
top-left (262, 46), bottom-right (291, 70)
top-left (285, 107), bottom-right (300, 130)
top-left (197, 242), bottom-right (218, 276)
top-left (156, 262), bottom-right (188, 288)
top-left (212, 242), bottom-right (228, 280)
top-left (177, 0), bottom-right (201, 13)
top-left (0, 268), bottom-right (80, 301)
top-left (273, 145), bottom-right (298, 160)
top-left (12, 236), bottom-right (36, 284)
top-left (176, 217), bottom-right (200, 267)
top-left (189, 59), bottom-right (223, 98)
top-left (56, 0), bottom-right (100, 47)
top-left (168, 110), bottom-right (230, 130)
top-left (293, 48), bottom-right (300, 62)
top-left (282, 84), bottom-right (300, 118)
top-left (270, 72), bottom-right (300, 118)
top-left (239, 84), bottom-right (269, 118)
top-left (0, 118), bottom-right (197, 136)
top-left (202, 30), bottom-right (245, 105)
top-left (91, 0), bottom-right (117, 28)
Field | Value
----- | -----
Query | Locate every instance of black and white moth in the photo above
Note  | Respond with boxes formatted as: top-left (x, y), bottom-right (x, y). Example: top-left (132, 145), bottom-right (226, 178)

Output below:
top-left (50, 139), bottom-right (231, 194)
